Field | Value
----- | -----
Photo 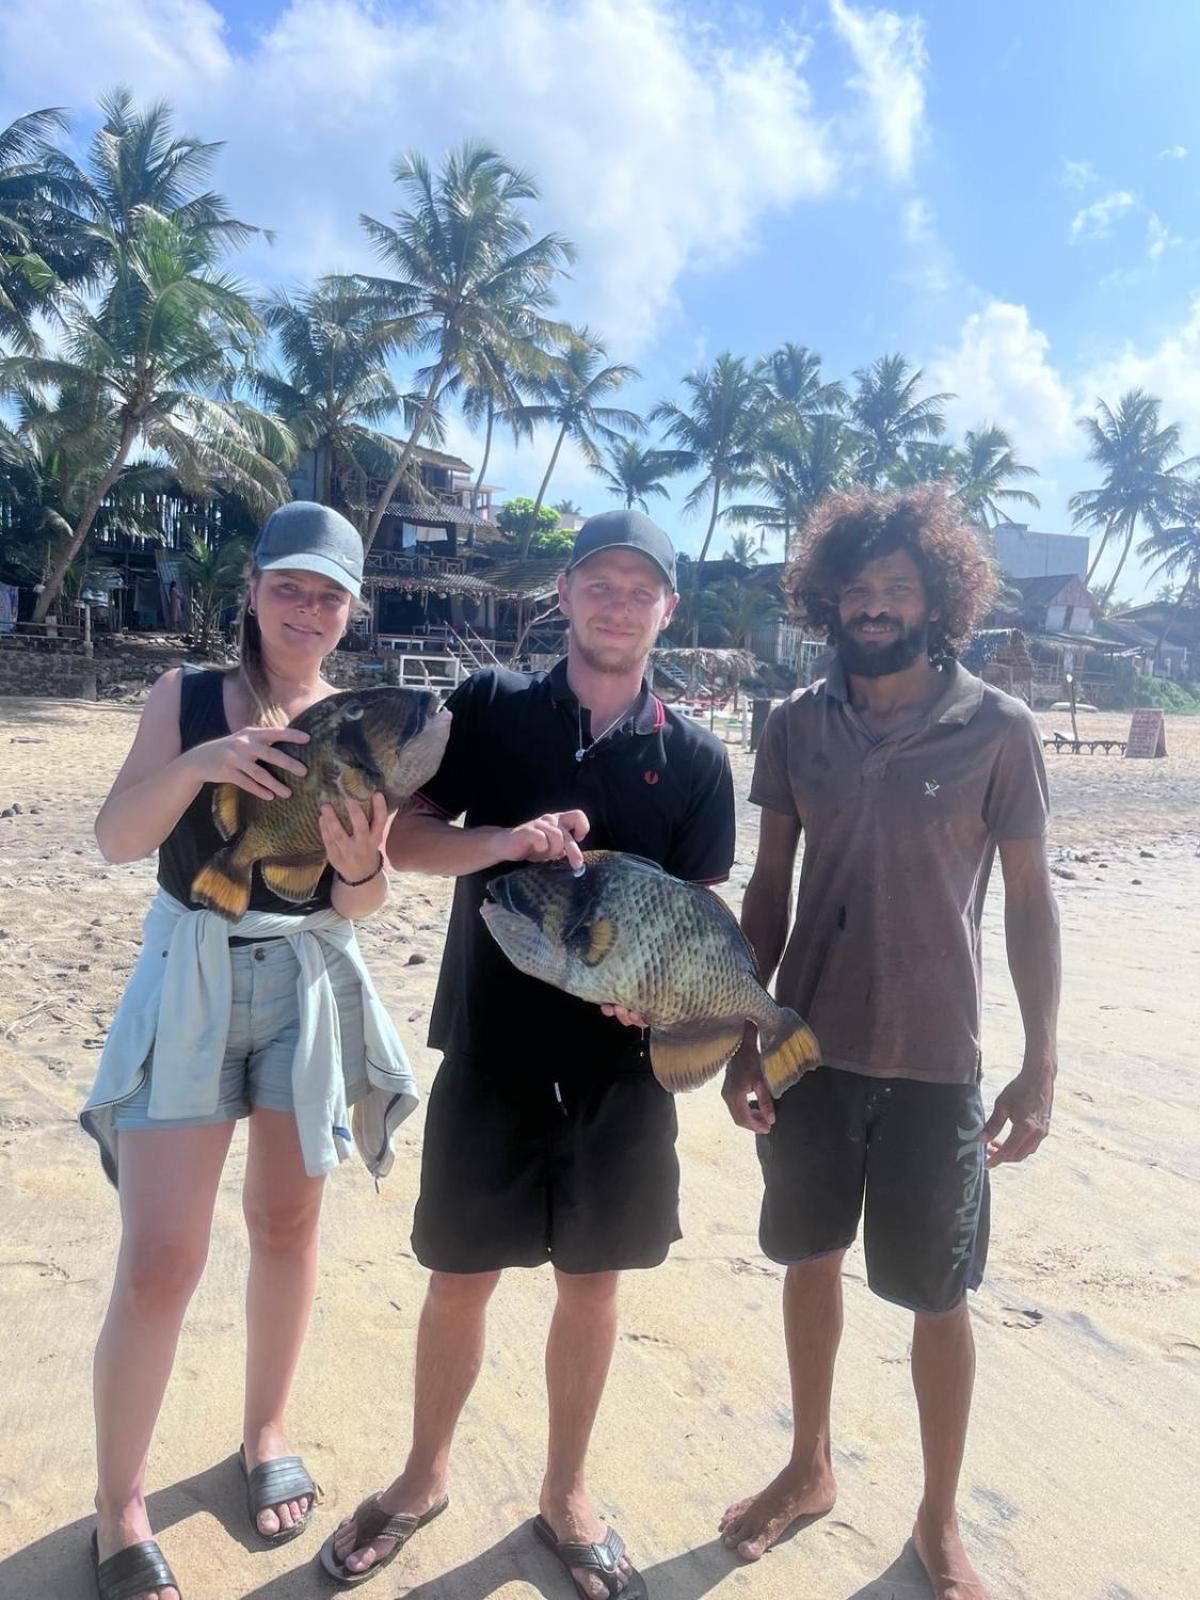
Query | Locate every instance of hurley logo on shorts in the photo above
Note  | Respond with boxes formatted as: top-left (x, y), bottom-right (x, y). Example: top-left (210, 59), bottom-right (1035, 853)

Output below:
top-left (950, 1121), bottom-right (983, 1268)
top-left (924, 779), bottom-right (941, 798)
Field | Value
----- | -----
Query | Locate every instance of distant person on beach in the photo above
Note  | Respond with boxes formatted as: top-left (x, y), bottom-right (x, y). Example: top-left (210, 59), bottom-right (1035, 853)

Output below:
top-left (166, 579), bottom-right (183, 631)
top-left (321, 510), bottom-right (735, 1597)
top-left (82, 504), bottom-right (418, 1600)
top-left (718, 487), bottom-right (1060, 1600)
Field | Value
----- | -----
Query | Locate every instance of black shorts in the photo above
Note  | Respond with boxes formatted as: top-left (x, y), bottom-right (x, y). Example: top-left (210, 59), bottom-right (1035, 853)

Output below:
top-left (757, 1066), bottom-right (990, 1315)
top-left (412, 1053), bottom-right (681, 1275)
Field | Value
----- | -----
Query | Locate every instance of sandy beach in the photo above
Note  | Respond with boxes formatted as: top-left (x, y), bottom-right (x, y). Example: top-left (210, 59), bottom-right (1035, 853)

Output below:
top-left (0, 694), bottom-right (1196, 1600)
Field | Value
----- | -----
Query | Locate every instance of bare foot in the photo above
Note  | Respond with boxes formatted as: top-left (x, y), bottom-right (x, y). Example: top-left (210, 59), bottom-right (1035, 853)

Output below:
top-left (330, 1470), bottom-right (447, 1577)
top-left (913, 1505), bottom-right (990, 1599)
top-left (719, 1463), bottom-right (837, 1560)
top-left (243, 1426), bottom-right (312, 1537)
top-left (539, 1487), bottom-right (637, 1600)
top-left (95, 1500), bottom-right (180, 1600)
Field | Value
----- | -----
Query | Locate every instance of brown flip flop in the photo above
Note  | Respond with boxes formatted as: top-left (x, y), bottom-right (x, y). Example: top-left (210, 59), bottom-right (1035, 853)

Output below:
top-left (532, 1515), bottom-right (648, 1599)
top-left (318, 1491), bottom-right (449, 1587)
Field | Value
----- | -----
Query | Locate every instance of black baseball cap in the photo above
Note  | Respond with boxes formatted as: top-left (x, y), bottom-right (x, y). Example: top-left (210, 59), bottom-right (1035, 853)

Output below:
top-left (565, 509), bottom-right (677, 591)
top-left (253, 501), bottom-right (364, 598)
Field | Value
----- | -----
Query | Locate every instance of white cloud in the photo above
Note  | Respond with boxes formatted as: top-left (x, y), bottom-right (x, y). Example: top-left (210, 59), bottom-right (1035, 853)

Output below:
top-left (927, 301), bottom-right (1076, 456)
top-left (1157, 144), bottom-right (1188, 160)
top-left (828, 0), bottom-right (928, 179)
top-left (1060, 158), bottom-right (1098, 191)
top-left (1145, 213), bottom-right (1181, 260)
top-left (0, 0), bottom-right (837, 352)
top-left (1078, 296), bottom-right (1200, 442)
top-left (1070, 190), bottom-right (1136, 242)
top-left (900, 196), bottom-right (960, 297)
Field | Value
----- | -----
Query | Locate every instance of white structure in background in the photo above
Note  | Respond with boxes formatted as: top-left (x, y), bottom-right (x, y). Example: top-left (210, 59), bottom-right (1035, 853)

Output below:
top-left (989, 523), bottom-right (1090, 580)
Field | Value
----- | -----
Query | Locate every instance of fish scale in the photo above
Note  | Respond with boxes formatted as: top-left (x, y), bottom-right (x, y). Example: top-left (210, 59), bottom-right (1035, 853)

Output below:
top-left (481, 850), bottom-right (821, 1097)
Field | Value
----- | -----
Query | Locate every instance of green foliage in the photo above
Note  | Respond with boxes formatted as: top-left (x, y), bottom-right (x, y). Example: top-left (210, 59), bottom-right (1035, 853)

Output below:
top-left (1132, 674), bottom-right (1200, 713)
top-left (497, 496), bottom-right (559, 541)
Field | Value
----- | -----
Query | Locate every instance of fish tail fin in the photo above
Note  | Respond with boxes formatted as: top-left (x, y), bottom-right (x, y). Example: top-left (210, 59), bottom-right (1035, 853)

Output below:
top-left (760, 1007), bottom-right (821, 1098)
top-left (191, 848), bottom-right (252, 922)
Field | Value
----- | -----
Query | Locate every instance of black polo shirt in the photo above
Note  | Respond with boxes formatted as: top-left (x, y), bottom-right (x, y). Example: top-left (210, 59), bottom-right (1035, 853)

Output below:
top-left (414, 659), bottom-right (736, 1069)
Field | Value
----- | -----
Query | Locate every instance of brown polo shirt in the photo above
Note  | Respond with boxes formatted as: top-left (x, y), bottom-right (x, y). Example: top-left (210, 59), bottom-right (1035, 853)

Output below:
top-left (750, 658), bottom-right (1049, 1084)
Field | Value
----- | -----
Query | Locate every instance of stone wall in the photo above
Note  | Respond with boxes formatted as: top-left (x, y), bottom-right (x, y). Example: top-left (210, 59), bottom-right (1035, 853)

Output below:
top-left (0, 645), bottom-right (98, 700)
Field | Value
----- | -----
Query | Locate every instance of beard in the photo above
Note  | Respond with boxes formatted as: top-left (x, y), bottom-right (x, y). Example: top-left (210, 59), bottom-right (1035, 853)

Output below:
top-left (831, 612), bottom-right (931, 678)
top-left (570, 620), bottom-right (651, 677)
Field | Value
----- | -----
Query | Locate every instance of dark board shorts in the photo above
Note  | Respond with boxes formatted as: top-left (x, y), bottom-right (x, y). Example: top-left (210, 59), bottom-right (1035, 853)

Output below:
top-left (412, 1052), bottom-right (681, 1275)
top-left (757, 1065), bottom-right (990, 1315)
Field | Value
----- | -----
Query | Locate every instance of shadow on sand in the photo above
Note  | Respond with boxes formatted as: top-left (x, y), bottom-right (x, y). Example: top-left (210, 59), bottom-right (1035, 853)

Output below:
top-left (1, 1474), bottom-right (933, 1600)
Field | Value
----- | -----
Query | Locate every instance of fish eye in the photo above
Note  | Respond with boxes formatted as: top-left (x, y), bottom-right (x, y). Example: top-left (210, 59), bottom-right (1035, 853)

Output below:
top-left (344, 702), bottom-right (365, 721)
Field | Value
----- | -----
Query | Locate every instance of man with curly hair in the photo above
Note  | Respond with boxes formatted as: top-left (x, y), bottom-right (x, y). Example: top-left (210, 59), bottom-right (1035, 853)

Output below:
top-left (718, 486), bottom-right (1060, 1599)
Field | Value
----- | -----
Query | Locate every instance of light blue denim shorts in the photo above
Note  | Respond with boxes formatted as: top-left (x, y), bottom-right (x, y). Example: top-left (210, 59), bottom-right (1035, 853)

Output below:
top-left (113, 937), bottom-right (368, 1131)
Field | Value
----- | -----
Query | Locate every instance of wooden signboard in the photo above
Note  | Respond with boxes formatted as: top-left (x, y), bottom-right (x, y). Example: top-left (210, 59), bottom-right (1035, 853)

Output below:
top-left (1125, 708), bottom-right (1167, 758)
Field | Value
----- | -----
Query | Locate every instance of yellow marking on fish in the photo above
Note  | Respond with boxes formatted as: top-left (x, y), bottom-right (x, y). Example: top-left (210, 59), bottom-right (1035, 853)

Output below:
top-left (339, 767), bottom-right (373, 803)
top-left (581, 917), bottom-right (618, 969)
top-left (649, 1019), bottom-right (745, 1092)
top-left (212, 783), bottom-right (240, 842)
top-left (191, 856), bottom-right (252, 922)
top-left (761, 1013), bottom-right (822, 1097)
top-left (260, 858), bottom-right (326, 903)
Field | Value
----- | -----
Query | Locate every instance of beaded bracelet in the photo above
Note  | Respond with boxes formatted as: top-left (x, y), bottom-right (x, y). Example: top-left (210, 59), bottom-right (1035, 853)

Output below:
top-left (335, 852), bottom-right (385, 888)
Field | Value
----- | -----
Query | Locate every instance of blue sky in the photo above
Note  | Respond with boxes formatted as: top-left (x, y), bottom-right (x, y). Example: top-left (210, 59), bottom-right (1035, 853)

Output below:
top-left (2, 0), bottom-right (1198, 598)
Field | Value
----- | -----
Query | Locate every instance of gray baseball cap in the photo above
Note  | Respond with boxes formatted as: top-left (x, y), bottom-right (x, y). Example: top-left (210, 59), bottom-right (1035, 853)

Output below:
top-left (566, 508), bottom-right (677, 591)
top-left (253, 501), bottom-right (364, 598)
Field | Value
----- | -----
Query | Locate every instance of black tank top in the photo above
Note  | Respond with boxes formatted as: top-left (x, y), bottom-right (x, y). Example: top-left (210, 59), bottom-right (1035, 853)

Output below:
top-left (157, 667), bottom-right (335, 915)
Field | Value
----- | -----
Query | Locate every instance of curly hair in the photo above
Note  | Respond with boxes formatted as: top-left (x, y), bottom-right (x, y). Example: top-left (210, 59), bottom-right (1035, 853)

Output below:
top-left (783, 485), bottom-right (997, 658)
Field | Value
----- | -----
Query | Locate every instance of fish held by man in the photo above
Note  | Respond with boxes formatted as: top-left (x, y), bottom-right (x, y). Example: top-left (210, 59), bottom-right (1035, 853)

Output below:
top-left (480, 850), bottom-right (820, 1095)
top-left (192, 687), bottom-right (451, 922)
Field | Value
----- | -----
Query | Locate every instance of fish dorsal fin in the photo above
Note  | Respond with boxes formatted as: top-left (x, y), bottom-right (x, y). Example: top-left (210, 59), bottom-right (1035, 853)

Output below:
top-left (649, 1018), bottom-right (745, 1093)
top-left (212, 783), bottom-right (241, 842)
top-left (581, 849), bottom-right (666, 875)
top-left (260, 857), bottom-right (326, 903)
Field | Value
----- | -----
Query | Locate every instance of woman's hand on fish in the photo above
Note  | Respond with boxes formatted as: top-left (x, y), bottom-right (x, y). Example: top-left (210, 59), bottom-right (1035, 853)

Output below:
top-left (187, 725), bottom-right (310, 801)
top-left (506, 809), bottom-right (589, 872)
top-left (721, 1028), bottom-right (776, 1133)
top-left (601, 1004), bottom-right (648, 1029)
top-left (320, 791), bottom-right (393, 883)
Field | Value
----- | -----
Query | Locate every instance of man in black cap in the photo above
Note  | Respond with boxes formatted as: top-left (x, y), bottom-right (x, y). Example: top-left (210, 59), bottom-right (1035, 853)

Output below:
top-left (323, 512), bottom-right (735, 1596)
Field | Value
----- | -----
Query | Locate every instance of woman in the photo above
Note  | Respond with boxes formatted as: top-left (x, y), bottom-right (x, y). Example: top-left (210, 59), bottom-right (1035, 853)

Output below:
top-left (82, 502), bottom-right (419, 1600)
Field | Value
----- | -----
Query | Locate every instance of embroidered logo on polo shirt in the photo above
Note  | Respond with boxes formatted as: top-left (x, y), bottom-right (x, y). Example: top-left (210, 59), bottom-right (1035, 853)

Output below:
top-left (643, 770), bottom-right (660, 785)
top-left (924, 780), bottom-right (941, 797)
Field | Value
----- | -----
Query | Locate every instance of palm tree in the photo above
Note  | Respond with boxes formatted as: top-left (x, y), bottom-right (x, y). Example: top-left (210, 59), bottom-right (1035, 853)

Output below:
top-left (512, 329), bottom-right (641, 555)
top-left (954, 424), bottom-right (1040, 527)
top-left (849, 354), bottom-right (952, 488)
top-left (591, 439), bottom-right (676, 512)
top-left (181, 531), bottom-right (250, 648)
top-left (1070, 390), bottom-right (1193, 607)
top-left (1137, 485), bottom-right (1200, 606)
top-left (357, 141), bottom-right (574, 550)
top-left (757, 343), bottom-right (846, 423)
top-left (723, 530), bottom-right (760, 566)
top-left (247, 275), bottom-right (422, 529)
top-left (553, 498), bottom-right (581, 516)
top-left (0, 107), bottom-right (99, 351)
top-left (650, 352), bottom-right (766, 572)
top-left (8, 211), bottom-right (290, 623)
top-left (727, 413), bottom-right (859, 554)
top-left (443, 333), bottom-right (544, 518)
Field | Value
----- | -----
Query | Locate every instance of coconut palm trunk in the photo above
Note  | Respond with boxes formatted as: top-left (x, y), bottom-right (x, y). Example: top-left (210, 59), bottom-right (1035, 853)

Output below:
top-left (471, 397), bottom-right (496, 515)
top-left (1086, 512), bottom-right (1122, 587)
top-left (32, 417), bottom-right (137, 622)
top-left (364, 350), bottom-right (452, 551)
top-left (521, 421), bottom-right (568, 558)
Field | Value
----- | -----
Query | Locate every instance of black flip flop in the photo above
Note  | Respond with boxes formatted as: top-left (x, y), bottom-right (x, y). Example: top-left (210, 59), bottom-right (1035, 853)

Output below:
top-left (317, 1491), bottom-right (449, 1587)
top-left (532, 1514), bottom-right (648, 1599)
top-left (238, 1444), bottom-right (319, 1545)
top-left (92, 1528), bottom-right (181, 1600)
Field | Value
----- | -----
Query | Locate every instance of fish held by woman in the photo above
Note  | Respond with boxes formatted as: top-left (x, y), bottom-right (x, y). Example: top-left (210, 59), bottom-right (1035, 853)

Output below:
top-left (481, 849), bottom-right (820, 1095)
top-left (192, 686), bottom-right (451, 921)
